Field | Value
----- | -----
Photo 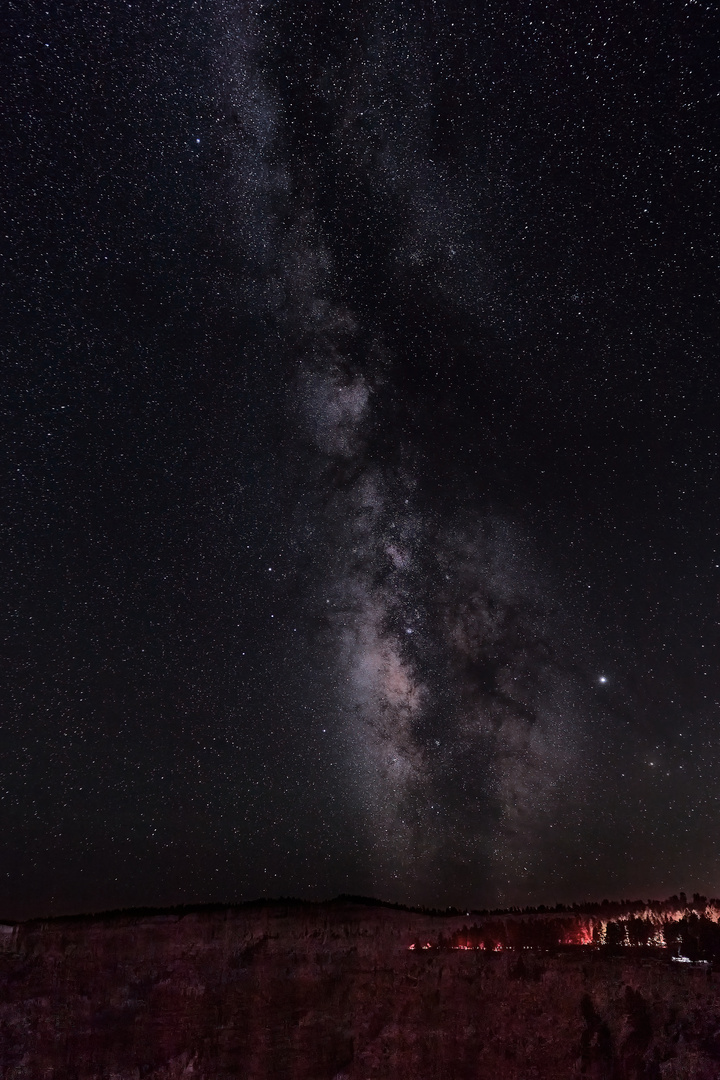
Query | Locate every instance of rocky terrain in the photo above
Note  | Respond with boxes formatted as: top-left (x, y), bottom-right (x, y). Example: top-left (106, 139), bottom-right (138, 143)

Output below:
top-left (2, 899), bottom-right (720, 1079)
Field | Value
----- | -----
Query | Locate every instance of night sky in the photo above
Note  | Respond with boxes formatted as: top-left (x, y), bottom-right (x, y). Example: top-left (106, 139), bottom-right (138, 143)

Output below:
top-left (2, 0), bottom-right (718, 919)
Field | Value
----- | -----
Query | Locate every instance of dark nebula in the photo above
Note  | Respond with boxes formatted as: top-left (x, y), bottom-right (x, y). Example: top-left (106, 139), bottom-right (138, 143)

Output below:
top-left (2, 0), bottom-right (718, 917)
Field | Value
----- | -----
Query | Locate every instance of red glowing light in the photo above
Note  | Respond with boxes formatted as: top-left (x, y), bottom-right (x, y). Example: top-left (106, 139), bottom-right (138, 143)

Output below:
top-left (561, 927), bottom-right (594, 946)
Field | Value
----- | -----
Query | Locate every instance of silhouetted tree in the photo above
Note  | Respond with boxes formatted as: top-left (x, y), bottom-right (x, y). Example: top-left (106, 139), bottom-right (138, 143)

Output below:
top-left (627, 917), bottom-right (650, 947)
top-left (605, 921), bottom-right (626, 948)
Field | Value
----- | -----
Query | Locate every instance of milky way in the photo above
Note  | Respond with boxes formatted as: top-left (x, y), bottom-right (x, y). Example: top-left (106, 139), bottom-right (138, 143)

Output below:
top-left (209, 0), bottom-right (615, 905)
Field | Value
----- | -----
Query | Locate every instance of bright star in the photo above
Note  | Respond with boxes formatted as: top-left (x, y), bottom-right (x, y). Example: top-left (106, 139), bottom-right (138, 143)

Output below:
top-left (599, 676), bottom-right (607, 684)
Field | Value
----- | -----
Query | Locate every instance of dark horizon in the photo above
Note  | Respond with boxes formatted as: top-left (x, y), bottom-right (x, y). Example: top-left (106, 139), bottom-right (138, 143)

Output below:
top-left (3, 890), bottom-right (717, 928)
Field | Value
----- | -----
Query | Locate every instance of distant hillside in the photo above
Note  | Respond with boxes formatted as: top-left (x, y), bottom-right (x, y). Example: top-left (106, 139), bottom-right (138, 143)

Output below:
top-left (2, 898), bottom-right (720, 1077)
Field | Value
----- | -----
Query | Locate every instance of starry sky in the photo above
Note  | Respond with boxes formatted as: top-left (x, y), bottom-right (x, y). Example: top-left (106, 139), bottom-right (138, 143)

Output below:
top-left (2, 0), bottom-right (718, 919)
